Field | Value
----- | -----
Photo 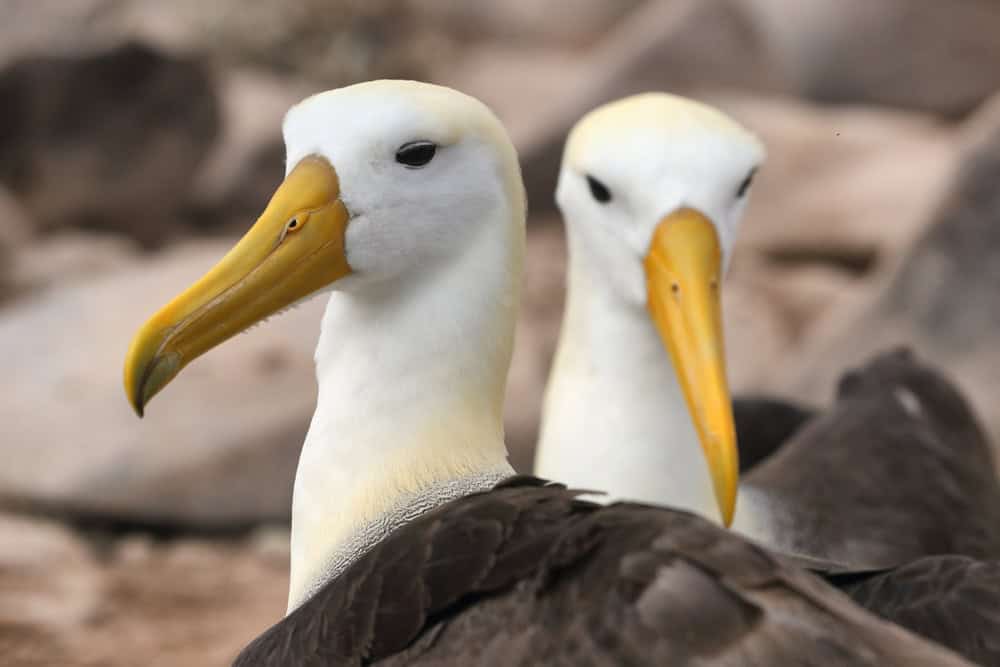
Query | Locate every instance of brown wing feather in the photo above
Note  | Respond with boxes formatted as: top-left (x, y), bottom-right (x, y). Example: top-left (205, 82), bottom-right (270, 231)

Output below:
top-left (837, 556), bottom-right (1000, 667)
top-left (233, 480), bottom-right (971, 666)
top-left (744, 348), bottom-right (1000, 566)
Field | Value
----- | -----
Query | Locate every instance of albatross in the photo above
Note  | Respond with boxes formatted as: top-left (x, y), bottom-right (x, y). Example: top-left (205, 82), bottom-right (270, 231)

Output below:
top-left (534, 92), bottom-right (1000, 563)
top-left (123, 81), bottom-right (969, 666)
top-left (533, 93), bottom-right (1000, 664)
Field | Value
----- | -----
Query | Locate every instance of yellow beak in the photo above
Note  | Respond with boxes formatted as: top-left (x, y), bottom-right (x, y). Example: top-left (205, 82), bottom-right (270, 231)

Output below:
top-left (644, 207), bottom-right (738, 526)
top-left (123, 155), bottom-right (351, 416)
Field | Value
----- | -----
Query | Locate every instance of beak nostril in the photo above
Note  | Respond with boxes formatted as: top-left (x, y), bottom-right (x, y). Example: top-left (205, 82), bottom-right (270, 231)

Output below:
top-left (671, 283), bottom-right (680, 295)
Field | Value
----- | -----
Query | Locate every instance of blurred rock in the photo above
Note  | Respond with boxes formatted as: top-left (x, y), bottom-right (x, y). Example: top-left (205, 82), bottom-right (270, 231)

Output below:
top-left (0, 42), bottom-right (219, 247)
top-left (0, 0), bottom-right (438, 85)
top-left (0, 513), bottom-right (101, 626)
top-left (723, 272), bottom-right (800, 393)
top-left (440, 0), bottom-right (786, 214)
top-left (720, 94), bottom-right (959, 275)
top-left (0, 186), bottom-right (32, 249)
top-left (0, 518), bottom-right (289, 666)
top-left (189, 69), bottom-right (309, 233)
top-left (8, 232), bottom-right (140, 300)
top-left (82, 537), bottom-right (287, 666)
top-left (248, 524), bottom-right (292, 565)
top-left (744, 0), bottom-right (1000, 117)
top-left (0, 513), bottom-right (103, 666)
top-left (760, 264), bottom-right (859, 340)
top-left (101, 0), bottom-right (436, 84)
top-left (0, 0), bottom-right (110, 66)
top-left (0, 241), bottom-right (324, 526)
top-left (505, 223), bottom-right (567, 471)
top-left (0, 186), bottom-right (33, 297)
top-left (777, 94), bottom-right (1000, 462)
top-left (408, 0), bottom-right (641, 49)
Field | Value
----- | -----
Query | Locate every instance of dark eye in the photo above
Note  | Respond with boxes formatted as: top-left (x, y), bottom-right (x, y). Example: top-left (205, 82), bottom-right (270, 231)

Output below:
top-left (586, 175), bottom-right (612, 204)
top-left (736, 168), bottom-right (757, 198)
top-left (396, 141), bottom-right (437, 168)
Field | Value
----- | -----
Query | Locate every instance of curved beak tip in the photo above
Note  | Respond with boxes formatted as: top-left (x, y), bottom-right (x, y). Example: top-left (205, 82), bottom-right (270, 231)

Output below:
top-left (123, 342), bottom-right (178, 420)
top-left (124, 366), bottom-right (148, 418)
top-left (721, 493), bottom-right (736, 527)
top-left (119, 155), bottom-right (349, 422)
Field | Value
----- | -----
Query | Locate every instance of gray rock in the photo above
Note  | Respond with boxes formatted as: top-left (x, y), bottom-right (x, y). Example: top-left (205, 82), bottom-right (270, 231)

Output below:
top-left (407, 0), bottom-right (642, 48)
top-left (721, 94), bottom-right (959, 273)
top-left (0, 241), bottom-right (324, 525)
top-left (744, 0), bottom-right (1000, 117)
top-left (188, 69), bottom-right (309, 235)
top-left (7, 232), bottom-right (140, 301)
top-left (0, 42), bottom-right (219, 247)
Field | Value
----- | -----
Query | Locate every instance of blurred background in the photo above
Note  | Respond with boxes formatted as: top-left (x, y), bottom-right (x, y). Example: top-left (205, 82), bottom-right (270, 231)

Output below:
top-left (3, 1), bottom-right (1000, 664)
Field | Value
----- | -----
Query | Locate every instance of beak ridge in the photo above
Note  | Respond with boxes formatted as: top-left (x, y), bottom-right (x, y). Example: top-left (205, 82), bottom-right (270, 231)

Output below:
top-left (644, 207), bottom-right (738, 525)
top-left (123, 155), bottom-right (351, 415)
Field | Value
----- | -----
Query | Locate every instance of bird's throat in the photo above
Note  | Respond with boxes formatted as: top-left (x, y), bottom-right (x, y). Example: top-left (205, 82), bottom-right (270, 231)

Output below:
top-left (286, 216), bottom-right (521, 611)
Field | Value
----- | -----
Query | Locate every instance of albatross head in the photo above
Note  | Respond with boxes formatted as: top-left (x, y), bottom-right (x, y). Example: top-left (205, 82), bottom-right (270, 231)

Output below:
top-left (550, 93), bottom-right (765, 525)
top-left (124, 80), bottom-right (524, 415)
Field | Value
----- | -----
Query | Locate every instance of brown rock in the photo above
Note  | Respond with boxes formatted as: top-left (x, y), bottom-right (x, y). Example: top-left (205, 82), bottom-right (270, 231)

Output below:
top-left (78, 535), bottom-right (287, 666)
top-left (0, 517), bottom-right (291, 666)
top-left (0, 513), bottom-right (103, 666)
top-left (0, 186), bottom-right (34, 297)
top-left (0, 186), bottom-right (32, 249)
top-left (0, 42), bottom-right (220, 247)
top-left (0, 241), bottom-right (324, 525)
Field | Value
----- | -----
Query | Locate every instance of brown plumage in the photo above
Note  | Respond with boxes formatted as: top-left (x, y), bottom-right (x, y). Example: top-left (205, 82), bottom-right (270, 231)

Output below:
top-left (234, 478), bottom-right (970, 667)
top-left (743, 348), bottom-right (1000, 567)
top-left (837, 556), bottom-right (1000, 667)
top-left (733, 396), bottom-right (816, 472)
top-left (727, 349), bottom-right (1000, 664)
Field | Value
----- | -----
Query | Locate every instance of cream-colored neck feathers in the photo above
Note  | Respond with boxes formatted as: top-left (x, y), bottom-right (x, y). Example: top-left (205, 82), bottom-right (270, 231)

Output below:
top-left (536, 92), bottom-right (766, 528)
top-left (536, 232), bottom-right (720, 519)
top-left (287, 185), bottom-right (523, 612)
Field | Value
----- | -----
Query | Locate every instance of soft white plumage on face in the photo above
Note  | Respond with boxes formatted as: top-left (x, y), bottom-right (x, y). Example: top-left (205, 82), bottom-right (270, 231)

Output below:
top-left (284, 80), bottom-right (518, 286)
top-left (537, 93), bottom-right (764, 521)
top-left (282, 81), bottom-right (524, 612)
top-left (555, 93), bottom-right (764, 307)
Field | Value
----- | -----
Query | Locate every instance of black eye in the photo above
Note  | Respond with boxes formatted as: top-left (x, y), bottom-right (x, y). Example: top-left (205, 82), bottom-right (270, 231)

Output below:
top-left (396, 141), bottom-right (437, 168)
top-left (736, 168), bottom-right (757, 198)
top-left (586, 175), bottom-right (612, 203)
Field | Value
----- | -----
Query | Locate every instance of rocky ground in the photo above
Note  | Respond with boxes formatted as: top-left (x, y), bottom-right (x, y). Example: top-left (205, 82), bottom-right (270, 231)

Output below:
top-left (4, 1), bottom-right (1000, 664)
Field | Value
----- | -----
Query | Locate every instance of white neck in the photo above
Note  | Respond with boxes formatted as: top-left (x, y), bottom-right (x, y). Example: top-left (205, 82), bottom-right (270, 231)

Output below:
top-left (287, 211), bottom-right (522, 611)
top-left (536, 229), bottom-right (720, 521)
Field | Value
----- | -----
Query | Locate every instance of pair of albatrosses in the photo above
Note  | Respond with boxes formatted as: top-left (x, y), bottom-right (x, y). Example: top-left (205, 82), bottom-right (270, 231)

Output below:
top-left (124, 81), bottom-right (996, 665)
